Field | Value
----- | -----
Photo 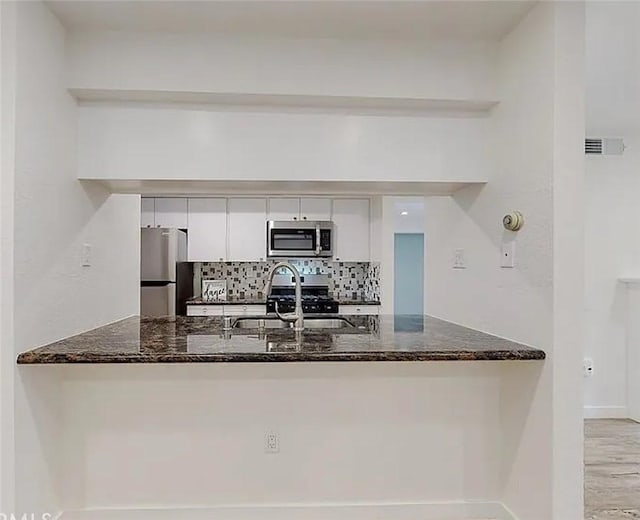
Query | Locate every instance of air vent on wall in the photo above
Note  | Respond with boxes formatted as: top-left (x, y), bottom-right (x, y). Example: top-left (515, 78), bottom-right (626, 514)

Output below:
top-left (585, 137), bottom-right (625, 156)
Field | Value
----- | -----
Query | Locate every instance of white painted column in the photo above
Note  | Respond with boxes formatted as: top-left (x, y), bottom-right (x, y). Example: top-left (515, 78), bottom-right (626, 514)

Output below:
top-left (620, 277), bottom-right (640, 422)
top-left (370, 196), bottom-right (395, 315)
top-left (0, 0), bottom-right (17, 511)
top-left (551, 3), bottom-right (586, 519)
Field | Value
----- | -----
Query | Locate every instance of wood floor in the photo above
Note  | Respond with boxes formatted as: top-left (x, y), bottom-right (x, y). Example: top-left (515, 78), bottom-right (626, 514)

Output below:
top-left (585, 419), bottom-right (640, 519)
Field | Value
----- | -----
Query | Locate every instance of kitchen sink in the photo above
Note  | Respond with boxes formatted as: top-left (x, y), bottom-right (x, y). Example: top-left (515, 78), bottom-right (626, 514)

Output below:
top-left (232, 317), bottom-right (356, 330)
top-left (302, 318), bottom-right (356, 329)
top-left (233, 318), bottom-right (290, 329)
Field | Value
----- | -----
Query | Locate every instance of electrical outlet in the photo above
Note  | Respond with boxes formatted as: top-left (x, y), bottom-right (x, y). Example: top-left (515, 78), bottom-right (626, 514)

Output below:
top-left (265, 431), bottom-right (279, 453)
top-left (584, 358), bottom-right (594, 377)
top-left (453, 249), bottom-right (466, 269)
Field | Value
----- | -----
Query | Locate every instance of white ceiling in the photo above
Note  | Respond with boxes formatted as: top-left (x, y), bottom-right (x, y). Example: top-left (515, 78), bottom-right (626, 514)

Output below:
top-left (47, 1), bottom-right (536, 41)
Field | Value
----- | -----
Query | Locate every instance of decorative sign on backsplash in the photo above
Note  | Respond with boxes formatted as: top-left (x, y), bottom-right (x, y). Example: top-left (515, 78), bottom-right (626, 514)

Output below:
top-left (202, 280), bottom-right (227, 302)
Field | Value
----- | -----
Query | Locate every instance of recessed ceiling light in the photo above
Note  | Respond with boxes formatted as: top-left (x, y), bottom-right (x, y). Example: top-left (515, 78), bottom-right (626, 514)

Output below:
top-left (400, 211), bottom-right (409, 216)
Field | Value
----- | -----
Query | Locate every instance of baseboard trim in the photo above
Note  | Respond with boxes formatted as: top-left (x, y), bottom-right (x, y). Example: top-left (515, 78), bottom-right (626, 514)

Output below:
top-left (584, 405), bottom-right (629, 419)
top-left (59, 502), bottom-right (517, 520)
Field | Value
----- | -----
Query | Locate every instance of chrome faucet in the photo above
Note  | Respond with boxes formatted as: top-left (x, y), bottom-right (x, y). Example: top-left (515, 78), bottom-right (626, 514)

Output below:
top-left (263, 262), bottom-right (304, 331)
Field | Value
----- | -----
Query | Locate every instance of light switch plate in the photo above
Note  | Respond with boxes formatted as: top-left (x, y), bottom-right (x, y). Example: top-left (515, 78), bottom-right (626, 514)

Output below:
top-left (81, 243), bottom-right (92, 267)
top-left (453, 249), bottom-right (466, 269)
top-left (501, 241), bottom-right (515, 268)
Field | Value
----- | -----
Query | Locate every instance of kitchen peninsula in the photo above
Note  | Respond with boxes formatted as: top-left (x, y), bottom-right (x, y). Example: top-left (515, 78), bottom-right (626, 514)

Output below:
top-left (17, 315), bottom-right (544, 364)
top-left (15, 313), bottom-right (547, 520)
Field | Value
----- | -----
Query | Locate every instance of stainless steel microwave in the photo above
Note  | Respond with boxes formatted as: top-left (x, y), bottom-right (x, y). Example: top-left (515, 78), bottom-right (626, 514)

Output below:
top-left (267, 221), bottom-right (334, 258)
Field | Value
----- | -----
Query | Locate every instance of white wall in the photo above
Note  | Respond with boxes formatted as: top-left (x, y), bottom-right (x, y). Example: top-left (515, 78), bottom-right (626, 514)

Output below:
top-left (425, 10), bottom-right (555, 516)
top-left (0, 0), bottom-right (17, 511)
top-left (5, 1), bottom-right (141, 512)
top-left (70, 29), bottom-right (497, 185)
top-left (424, 6), bottom-right (554, 348)
top-left (393, 197), bottom-right (425, 234)
top-left (13, 2), bottom-right (140, 359)
top-left (76, 106), bottom-right (493, 183)
top-left (584, 150), bottom-right (640, 416)
top-left (586, 2), bottom-right (640, 138)
top-left (2, 3), bottom-right (586, 518)
top-left (583, 1), bottom-right (640, 417)
top-left (425, 3), bottom-right (584, 519)
top-left (551, 6), bottom-right (585, 518)
top-left (67, 31), bottom-right (498, 101)
top-left (60, 363), bottom-right (506, 512)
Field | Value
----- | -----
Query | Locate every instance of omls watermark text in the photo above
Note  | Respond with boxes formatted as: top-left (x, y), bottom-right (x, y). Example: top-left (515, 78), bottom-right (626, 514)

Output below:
top-left (0, 514), bottom-right (53, 520)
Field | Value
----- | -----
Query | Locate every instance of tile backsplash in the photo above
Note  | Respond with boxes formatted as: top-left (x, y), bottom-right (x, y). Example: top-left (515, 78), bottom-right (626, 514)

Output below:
top-left (194, 260), bottom-right (380, 302)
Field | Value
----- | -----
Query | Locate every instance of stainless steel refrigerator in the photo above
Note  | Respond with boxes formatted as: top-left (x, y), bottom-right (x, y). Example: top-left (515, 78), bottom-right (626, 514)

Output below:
top-left (140, 228), bottom-right (192, 316)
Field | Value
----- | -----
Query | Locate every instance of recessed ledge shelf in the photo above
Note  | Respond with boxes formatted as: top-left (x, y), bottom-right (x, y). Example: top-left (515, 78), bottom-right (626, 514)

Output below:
top-left (38, 502), bottom-right (520, 520)
top-left (69, 88), bottom-right (499, 117)
top-left (619, 276), bottom-right (640, 285)
top-left (80, 178), bottom-right (488, 197)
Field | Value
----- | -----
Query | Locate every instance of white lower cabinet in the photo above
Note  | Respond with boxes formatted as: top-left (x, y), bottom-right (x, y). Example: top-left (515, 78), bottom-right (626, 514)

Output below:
top-left (339, 305), bottom-right (380, 316)
top-left (187, 304), bottom-right (266, 317)
top-left (223, 305), bottom-right (267, 316)
top-left (186, 305), bottom-right (224, 317)
top-left (188, 304), bottom-right (377, 316)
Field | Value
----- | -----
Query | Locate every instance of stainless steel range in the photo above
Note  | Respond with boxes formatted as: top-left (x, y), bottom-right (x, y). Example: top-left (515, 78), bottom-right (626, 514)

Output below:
top-left (266, 274), bottom-right (338, 314)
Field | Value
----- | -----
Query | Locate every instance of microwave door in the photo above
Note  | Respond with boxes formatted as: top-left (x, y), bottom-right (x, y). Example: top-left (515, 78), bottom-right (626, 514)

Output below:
top-left (269, 228), bottom-right (316, 257)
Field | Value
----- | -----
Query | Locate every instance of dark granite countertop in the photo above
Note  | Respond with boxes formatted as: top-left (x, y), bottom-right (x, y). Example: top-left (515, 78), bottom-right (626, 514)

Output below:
top-left (187, 298), bottom-right (381, 306)
top-left (17, 315), bottom-right (545, 364)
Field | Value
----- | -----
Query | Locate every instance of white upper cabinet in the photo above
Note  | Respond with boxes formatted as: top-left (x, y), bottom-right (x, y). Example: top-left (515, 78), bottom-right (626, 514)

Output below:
top-left (154, 198), bottom-right (188, 228)
top-left (332, 199), bottom-right (370, 262)
top-left (141, 198), bottom-right (155, 227)
top-left (300, 198), bottom-right (332, 221)
top-left (268, 198), bottom-right (301, 221)
top-left (268, 197), bottom-right (332, 221)
top-left (187, 198), bottom-right (227, 262)
top-left (141, 196), bottom-right (369, 262)
top-left (228, 198), bottom-right (267, 261)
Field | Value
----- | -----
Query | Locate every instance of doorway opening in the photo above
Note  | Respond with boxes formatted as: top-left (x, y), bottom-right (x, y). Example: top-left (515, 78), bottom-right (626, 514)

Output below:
top-left (392, 198), bottom-right (425, 331)
top-left (394, 233), bottom-right (424, 315)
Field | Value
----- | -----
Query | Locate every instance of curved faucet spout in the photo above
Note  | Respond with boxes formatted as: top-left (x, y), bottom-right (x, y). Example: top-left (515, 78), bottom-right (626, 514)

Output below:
top-left (263, 262), bottom-right (304, 332)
